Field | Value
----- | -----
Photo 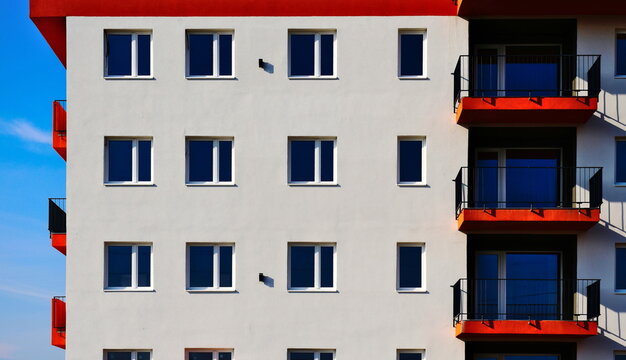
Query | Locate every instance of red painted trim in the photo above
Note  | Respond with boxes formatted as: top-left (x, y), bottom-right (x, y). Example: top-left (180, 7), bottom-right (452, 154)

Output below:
top-left (457, 208), bottom-right (600, 233)
top-left (51, 233), bottom-right (67, 255)
top-left (52, 100), bottom-right (67, 160)
top-left (456, 97), bottom-right (597, 126)
top-left (51, 298), bottom-right (66, 349)
top-left (456, 320), bottom-right (598, 340)
top-left (457, 0), bottom-right (626, 16)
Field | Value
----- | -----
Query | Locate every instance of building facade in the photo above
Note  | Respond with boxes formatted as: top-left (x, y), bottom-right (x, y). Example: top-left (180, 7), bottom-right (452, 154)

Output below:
top-left (33, 0), bottom-right (626, 359)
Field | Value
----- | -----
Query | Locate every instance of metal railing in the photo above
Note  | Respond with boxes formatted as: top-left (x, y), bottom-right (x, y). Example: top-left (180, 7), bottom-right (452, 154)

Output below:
top-left (48, 198), bottom-right (66, 234)
top-left (452, 278), bottom-right (601, 326)
top-left (453, 54), bottom-right (601, 110)
top-left (454, 167), bottom-right (602, 218)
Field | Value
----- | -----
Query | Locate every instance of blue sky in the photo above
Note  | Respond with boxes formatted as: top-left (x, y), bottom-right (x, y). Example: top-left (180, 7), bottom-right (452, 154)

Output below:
top-left (0, 1), bottom-right (66, 359)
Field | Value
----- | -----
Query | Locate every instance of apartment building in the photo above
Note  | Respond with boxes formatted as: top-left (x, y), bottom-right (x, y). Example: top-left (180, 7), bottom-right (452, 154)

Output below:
top-left (31, 0), bottom-right (626, 359)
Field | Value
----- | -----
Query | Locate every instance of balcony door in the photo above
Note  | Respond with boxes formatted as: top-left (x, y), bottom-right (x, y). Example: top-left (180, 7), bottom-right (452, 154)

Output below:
top-left (474, 45), bottom-right (561, 97)
top-left (474, 149), bottom-right (561, 208)
top-left (474, 252), bottom-right (561, 320)
top-left (475, 355), bottom-right (559, 360)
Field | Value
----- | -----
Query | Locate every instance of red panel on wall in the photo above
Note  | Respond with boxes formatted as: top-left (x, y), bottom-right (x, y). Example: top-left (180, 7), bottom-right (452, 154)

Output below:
top-left (51, 234), bottom-right (67, 255)
top-left (51, 298), bottom-right (66, 349)
top-left (52, 100), bottom-right (67, 160)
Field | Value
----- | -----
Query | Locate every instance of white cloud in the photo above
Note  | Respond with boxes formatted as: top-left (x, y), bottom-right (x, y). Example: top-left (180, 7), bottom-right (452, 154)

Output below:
top-left (0, 119), bottom-right (49, 145)
top-left (0, 284), bottom-right (50, 300)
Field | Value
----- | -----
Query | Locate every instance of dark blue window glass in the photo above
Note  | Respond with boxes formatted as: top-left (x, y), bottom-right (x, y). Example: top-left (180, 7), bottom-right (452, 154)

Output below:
top-left (400, 34), bottom-right (424, 76)
top-left (320, 246), bottom-right (334, 288)
top-left (505, 149), bottom-right (559, 208)
top-left (218, 352), bottom-right (232, 360)
top-left (137, 352), bottom-right (151, 360)
top-left (107, 246), bottom-right (132, 287)
top-left (320, 140), bottom-right (334, 182)
top-left (320, 34), bottom-right (334, 76)
top-left (189, 353), bottom-right (213, 360)
top-left (399, 354), bottom-right (422, 360)
top-left (219, 34), bottom-right (233, 76)
top-left (290, 141), bottom-right (315, 182)
top-left (137, 246), bottom-right (151, 287)
top-left (290, 246), bottom-right (315, 288)
top-left (399, 140), bottom-right (422, 183)
top-left (506, 253), bottom-right (559, 320)
top-left (188, 140), bottom-right (213, 182)
top-left (398, 246), bottom-right (422, 288)
top-left (616, 354), bottom-right (626, 360)
top-left (290, 34), bottom-right (315, 76)
top-left (616, 247), bottom-right (626, 290)
top-left (188, 34), bottom-right (214, 76)
top-left (475, 48), bottom-right (498, 97)
top-left (505, 356), bottom-right (558, 360)
top-left (617, 34), bottom-right (626, 76)
top-left (219, 246), bottom-right (233, 287)
top-left (475, 254), bottom-right (499, 319)
top-left (290, 352), bottom-right (314, 360)
top-left (137, 34), bottom-right (151, 76)
top-left (138, 140), bottom-right (151, 182)
top-left (219, 141), bottom-right (232, 182)
top-left (617, 141), bottom-right (626, 183)
top-left (107, 352), bottom-right (132, 360)
top-left (189, 246), bottom-right (214, 288)
top-left (504, 46), bottom-right (559, 97)
top-left (108, 140), bottom-right (132, 182)
top-left (475, 152), bottom-right (498, 208)
top-left (106, 34), bottom-right (132, 76)
top-left (319, 353), bottom-right (334, 360)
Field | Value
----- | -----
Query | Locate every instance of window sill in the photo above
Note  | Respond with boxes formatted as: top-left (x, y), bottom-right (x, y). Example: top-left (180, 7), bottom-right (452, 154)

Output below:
top-left (615, 183), bottom-right (626, 187)
top-left (397, 182), bottom-right (428, 187)
top-left (288, 182), bottom-right (338, 187)
top-left (186, 182), bottom-right (236, 187)
top-left (186, 76), bottom-right (236, 80)
top-left (104, 288), bottom-right (155, 292)
top-left (187, 288), bottom-right (237, 293)
top-left (105, 182), bottom-right (155, 187)
top-left (614, 290), bottom-right (626, 294)
top-left (288, 76), bottom-right (338, 80)
top-left (615, 75), bottom-right (626, 79)
top-left (288, 289), bottom-right (338, 293)
top-left (104, 76), bottom-right (155, 80)
top-left (397, 289), bottom-right (428, 293)
top-left (398, 76), bottom-right (429, 80)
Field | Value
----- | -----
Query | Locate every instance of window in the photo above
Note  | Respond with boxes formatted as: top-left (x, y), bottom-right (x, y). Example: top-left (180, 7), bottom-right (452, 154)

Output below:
top-left (288, 350), bottom-right (335, 360)
top-left (288, 138), bottom-right (336, 184)
top-left (105, 244), bottom-right (152, 290)
top-left (616, 352), bottom-right (626, 360)
top-left (105, 32), bottom-right (151, 78)
top-left (186, 31), bottom-right (234, 78)
top-left (397, 350), bottom-right (425, 360)
top-left (617, 32), bottom-right (626, 77)
top-left (398, 137), bottom-right (426, 185)
top-left (289, 31), bottom-right (336, 78)
top-left (397, 244), bottom-right (425, 291)
top-left (105, 351), bottom-right (151, 360)
top-left (617, 245), bottom-right (626, 292)
top-left (288, 244), bottom-right (335, 291)
top-left (105, 138), bottom-right (152, 184)
top-left (186, 349), bottom-right (233, 360)
top-left (186, 139), bottom-right (234, 184)
top-left (187, 244), bottom-right (235, 291)
top-left (617, 139), bottom-right (626, 184)
top-left (398, 30), bottom-right (426, 78)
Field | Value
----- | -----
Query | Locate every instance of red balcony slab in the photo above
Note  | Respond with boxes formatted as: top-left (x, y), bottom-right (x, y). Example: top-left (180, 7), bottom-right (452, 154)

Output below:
top-left (457, 0), bottom-right (626, 16)
top-left (52, 100), bottom-right (66, 160)
top-left (458, 208), bottom-right (600, 233)
top-left (456, 320), bottom-right (598, 341)
top-left (51, 297), bottom-right (66, 349)
top-left (456, 97), bottom-right (597, 126)
top-left (51, 233), bottom-right (66, 255)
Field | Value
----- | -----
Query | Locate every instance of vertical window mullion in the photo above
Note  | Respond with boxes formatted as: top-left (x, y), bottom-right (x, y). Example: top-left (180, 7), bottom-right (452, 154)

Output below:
top-left (213, 141), bottom-right (219, 183)
top-left (132, 140), bottom-right (138, 183)
top-left (314, 245), bottom-right (321, 289)
top-left (314, 352), bottom-right (320, 360)
top-left (131, 246), bottom-right (138, 289)
top-left (314, 140), bottom-right (321, 183)
top-left (214, 246), bottom-right (220, 288)
top-left (314, 34), bottom-right (321, 77)
top-left (131, 34), bottom-right (138, 77)
top-left (213, 34), bottom-right (219, 77)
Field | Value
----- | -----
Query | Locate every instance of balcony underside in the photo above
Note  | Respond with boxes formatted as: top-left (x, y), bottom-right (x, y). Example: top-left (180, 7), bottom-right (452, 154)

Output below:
top-left (458, 208), bottom-right (600, 233)
top-left (51, 233), bottom-right (66, 255)
top-left (456, 97), bottom-right (597, 126)
top-left (457, 0), bottom-right (626, 16)
top-left (456, 320), bottom-right (598, 341)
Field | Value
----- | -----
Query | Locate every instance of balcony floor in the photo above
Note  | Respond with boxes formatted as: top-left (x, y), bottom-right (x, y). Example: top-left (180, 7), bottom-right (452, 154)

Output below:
top-left (456, 320), bottom-right (598, 341)
top-left (456, 97), bottom-right (597, 126)
top-left (51, 233), bottom-right (66, 255)
top-left (457, 208), bottom-right (600, 233)
top-left (457, 0), bottom-right (626, 16)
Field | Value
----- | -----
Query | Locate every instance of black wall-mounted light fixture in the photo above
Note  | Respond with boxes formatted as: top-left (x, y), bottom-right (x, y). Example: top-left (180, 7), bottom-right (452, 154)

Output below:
top-left (258, 59), bottom-right (265, 68)
top-left (258, 273), bottom-right (266, 282)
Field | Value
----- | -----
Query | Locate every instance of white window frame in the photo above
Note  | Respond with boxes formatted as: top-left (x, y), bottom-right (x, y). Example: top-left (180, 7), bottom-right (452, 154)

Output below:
top-left (398, 29), bottom-right (428, 79)
top-left (616, 30), bottom-right (626, 79)
top-left (104, 243), bottom-right (153, 291)
top-left (186, 244), bottom-right (236, 292)
top-left (288, 243), bottom-right (337, 292)
top-left (186, 30), bottom-right (235, 79)
top-left (288, 138), bottom-right (337, 185)
top-left (104, 350), bottom-right (152, 360)
top-left (104, 31), bottom-right (153, 79)
top-left (185, 349), bottom-right (234, 360)
top-left (287, 349), bottom-right (336, 360)
top-left (616, 138), bottom-right (626, 186)
top-left (616, 244), bottom-right (626, 293)
top-left (104, 138), bottom-right (153, 185)
top-left (396, 243), bottom-right (427, 292)
top-left (185, 138), bottom-right (235, 186)
top-left (288, 31), bottom-right (337, 79)
top-left (397, 136), bottom-right (427, 186)
top-left (397, 349), bottom-right (426, 360)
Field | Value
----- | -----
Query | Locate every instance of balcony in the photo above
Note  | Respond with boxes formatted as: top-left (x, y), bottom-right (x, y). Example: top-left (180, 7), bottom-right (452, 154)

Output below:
top-left (51, 296), bottom-right (66, 349)
top-left (454, 167), bottom-right (602, 233)
top-left (52, 100), bottom-right (66, 160)
top-left (453, 55), bottom-right (600, 126)
top-left (452, 278), bottom-right (600, 341)
top-left (48, 198), bottom-right (66, 255)
top-left (456, 0), bottom-right (626, 17)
